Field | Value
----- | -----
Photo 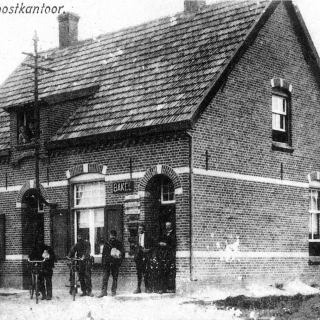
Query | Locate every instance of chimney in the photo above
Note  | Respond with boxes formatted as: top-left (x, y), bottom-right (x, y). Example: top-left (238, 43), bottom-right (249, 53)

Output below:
top-left (57, 12), bottom-right (80, 48)
top-left (184, 0), bottom-right (206, 13)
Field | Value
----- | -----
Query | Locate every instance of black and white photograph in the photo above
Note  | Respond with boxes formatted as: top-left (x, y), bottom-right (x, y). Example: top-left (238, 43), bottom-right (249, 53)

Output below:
top-left (1, 0), bottom-right (320, 319)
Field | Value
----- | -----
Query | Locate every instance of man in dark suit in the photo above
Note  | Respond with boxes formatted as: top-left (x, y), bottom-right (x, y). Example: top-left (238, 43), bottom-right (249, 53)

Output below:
top-left (158, 221), bottom-right (176, 294)
top-left (29, 237), bottom-right (56, 300)
top-left (132, 224), bottom-right (152, 294)
top-left (68, 233), bottom-right (93, 297)
top-left (98, 230), bottom-right (124, 297)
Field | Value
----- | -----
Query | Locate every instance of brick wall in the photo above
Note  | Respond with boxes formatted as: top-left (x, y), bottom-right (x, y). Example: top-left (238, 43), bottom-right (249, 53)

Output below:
top-left (190, 2), bottom-right (320, 285)
top-left (0, 131), bottom-right (191, 287)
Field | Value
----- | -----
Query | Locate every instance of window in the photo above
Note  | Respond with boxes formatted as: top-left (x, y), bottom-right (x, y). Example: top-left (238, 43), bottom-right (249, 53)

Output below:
top-left (309, 190), bottom-right (320, 241)
top-left (272, 93), bottom-right (290, 144)
top-left (309, 189), bottom-right (320, 262)
top-left (73, 181), bottom-right (105, 256)
top-left (161, 176), bottom-right (175, 204)
top-left (74, 182), bottom-right (105, 208)
top-left (17, 106), bottom-right (35, 144)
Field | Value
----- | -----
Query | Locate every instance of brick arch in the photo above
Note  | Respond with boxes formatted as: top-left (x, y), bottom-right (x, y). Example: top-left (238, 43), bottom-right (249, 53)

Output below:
top-left (66, 163), bottom-right (107, 179)
top-left (271, 77), bottom-right (293, 93)
top-left (138, 164), bottom-right (183, 195)
top-left (16, 180), bottom-right (49, 208)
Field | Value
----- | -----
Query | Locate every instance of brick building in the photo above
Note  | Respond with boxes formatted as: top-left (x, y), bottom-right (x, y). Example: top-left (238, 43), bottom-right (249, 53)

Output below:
top-left (1, 0), bottom-right (320, 291)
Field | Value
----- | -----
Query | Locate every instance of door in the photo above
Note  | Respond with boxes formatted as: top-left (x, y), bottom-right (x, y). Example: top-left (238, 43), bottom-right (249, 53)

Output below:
top-left (51, 209), bottom-right (68, 259)
top-left (104, 205), bottom-right (123, 242)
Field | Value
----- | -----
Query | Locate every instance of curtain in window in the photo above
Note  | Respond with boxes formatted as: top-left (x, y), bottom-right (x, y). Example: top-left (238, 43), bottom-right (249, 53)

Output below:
top-left (94, 209), bottom-right (104, 227)
top-left (78, 210), bottom-right (90, 228)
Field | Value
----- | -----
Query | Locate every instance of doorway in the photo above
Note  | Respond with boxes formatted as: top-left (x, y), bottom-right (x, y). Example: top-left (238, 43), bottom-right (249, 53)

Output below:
top-left (22, 191), bottom-right (44, 253)
top-left (145, 174), bottom-right (176, 243)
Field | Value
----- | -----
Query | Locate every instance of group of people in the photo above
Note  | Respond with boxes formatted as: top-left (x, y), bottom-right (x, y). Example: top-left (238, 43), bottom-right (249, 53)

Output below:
top-left (131, 222), bottom-right (176, 295)
top-left (18, 123), bottom-right (35, 144)
top-left (28, 221), bottom-right (176, 300)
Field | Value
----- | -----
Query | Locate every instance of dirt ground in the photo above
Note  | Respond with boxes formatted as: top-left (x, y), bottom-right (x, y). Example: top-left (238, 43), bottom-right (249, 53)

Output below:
top-left (1, 279), bottom-right (320, 320)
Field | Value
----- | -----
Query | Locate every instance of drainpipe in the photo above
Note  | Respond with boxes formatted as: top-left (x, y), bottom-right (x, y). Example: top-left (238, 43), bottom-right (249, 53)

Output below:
top-left (186, 131), bottom-right (194, 281)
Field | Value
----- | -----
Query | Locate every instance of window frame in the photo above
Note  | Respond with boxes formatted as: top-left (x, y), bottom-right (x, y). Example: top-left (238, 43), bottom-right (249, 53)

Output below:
top-left (271, 89), bottom-right (291, 145)
top-left (74, 181), bottom-right (105, 209)
top-left (17, 106), bottom-right (35, 145)
top-left (161, 176), bottom-right (175, 204)
top-left (72, 180), bottom-right (106, 258)
top-left (309, 189), bottom-right (320, 242)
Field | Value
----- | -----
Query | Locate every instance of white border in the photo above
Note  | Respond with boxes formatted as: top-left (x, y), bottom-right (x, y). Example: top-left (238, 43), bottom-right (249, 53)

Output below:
top-left (0, 167), bottom-right (309, 193)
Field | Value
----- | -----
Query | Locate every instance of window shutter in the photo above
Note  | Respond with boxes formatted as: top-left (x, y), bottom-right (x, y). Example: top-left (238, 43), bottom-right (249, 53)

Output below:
top-left (0, 215), bottom-right (5, 261)
top-left (104, 205), bottom-right (123, 242)
top-left (51, 209), bottom-right (68, 259)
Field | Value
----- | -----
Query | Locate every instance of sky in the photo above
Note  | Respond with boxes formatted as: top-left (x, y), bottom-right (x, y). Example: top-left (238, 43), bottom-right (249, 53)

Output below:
top-left (0, 0), bottom-right (319, 85)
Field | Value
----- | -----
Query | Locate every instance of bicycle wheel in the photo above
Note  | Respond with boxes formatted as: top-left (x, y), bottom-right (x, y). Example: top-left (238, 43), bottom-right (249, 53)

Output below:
top-left (35, 275), bottom-right (39, 304)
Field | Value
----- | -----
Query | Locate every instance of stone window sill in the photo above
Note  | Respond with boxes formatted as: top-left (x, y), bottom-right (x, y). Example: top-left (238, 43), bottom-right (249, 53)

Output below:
top-left (272, 141), bottom-right (294, 153)
top-left (15, 142), bottom-right (35, 151)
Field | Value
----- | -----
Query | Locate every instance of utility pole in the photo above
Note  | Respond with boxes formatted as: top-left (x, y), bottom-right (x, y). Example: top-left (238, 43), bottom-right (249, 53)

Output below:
top-left (22, 32), bottom-right (54, 193)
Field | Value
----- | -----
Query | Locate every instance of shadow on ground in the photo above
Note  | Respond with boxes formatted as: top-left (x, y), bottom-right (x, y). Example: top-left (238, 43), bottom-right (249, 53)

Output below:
top-left (184, 294), bottom-right (320, 319)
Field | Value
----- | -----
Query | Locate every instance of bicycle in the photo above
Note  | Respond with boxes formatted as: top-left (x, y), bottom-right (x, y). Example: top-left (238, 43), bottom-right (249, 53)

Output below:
top-left (28, 258), bottom-right (45, 304)
top-left (66, 256), bottom-right (83, 301)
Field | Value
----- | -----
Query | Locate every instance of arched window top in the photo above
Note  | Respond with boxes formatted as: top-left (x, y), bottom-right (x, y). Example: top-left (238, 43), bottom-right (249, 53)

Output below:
top-left (308, 171), bottom-right (320, 189)
top-left (66, 163), bottom-right (107, 179)
top-left (270, 78), bottom-right (293, 93)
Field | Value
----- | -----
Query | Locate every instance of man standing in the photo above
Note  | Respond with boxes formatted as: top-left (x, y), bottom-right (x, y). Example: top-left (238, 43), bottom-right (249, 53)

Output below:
top-left (132, 224), bottom-right (151, 294)
top-left (68, 233), bottom-right (94, 297)
top-left (158, 221), bottom-right (176, 294)
top-left (98, 230), bottom-right (124, 297)
top-left (29, 237), bottom-right (56, 300)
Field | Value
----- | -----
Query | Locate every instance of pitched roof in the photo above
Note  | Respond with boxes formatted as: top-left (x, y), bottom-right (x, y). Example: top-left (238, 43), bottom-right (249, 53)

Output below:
top-left (0, 0), bottom-right (275, 149)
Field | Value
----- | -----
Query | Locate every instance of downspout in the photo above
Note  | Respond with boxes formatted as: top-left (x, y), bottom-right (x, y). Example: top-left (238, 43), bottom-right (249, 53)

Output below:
top-left (186, 131), bottom-right (194, 281)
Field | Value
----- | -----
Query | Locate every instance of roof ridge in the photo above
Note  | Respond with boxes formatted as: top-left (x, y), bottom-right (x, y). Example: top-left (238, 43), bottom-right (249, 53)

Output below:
top-left (37, 0), bottom-right (269, 56)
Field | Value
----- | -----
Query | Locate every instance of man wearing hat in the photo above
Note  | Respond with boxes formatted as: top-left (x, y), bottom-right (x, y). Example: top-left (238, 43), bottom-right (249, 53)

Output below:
top-left (98, 230), bottom-right (124, 297)
top-left (68, 233), bottom-right (94, 297)
top-left (158, 221), bottom-right (176, 293)
top-left (130, 224), bottom-right (152, 294)
top-left (29, 237), bottom-right (56, 300)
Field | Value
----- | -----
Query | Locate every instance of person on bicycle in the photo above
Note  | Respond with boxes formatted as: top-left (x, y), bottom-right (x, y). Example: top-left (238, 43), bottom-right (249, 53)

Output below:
top-left (68, 232), bottom-right (94, 297)
top-left (29, 237), bottom-right (56, 300)
top-left (98, 230), bottom-right (124, 297)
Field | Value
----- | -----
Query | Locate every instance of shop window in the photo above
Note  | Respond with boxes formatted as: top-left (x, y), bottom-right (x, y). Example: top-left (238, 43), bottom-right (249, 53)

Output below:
top-left (17, 107), bottom-right (35, 144)
top-left (161, 176), bottom-right (175, 204)
top-left (75, 209), bottom-right (105, 255)
top-left (309, 189), bottom-right (320, 262)
top-left (272, 92), bottom-right (290, 144)
top-left (73, 181), bottom-right (105, 256)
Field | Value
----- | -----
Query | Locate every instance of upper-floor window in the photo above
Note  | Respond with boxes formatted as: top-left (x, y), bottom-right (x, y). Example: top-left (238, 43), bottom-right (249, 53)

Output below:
top-left (270, 78), bottom-right (293, 147)
top-left (17, 107), bottom-right (35, 144)
top-left (272, 93), bottom-right (290, 144)
top-left (161, 176), bottom-right (175, 204)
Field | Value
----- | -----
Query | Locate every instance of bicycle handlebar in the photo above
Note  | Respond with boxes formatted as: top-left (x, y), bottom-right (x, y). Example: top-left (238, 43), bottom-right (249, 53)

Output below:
top-left (66, 256), bottom-right (84, 261)
top-left (28, 258), bottom-right (46, 263)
